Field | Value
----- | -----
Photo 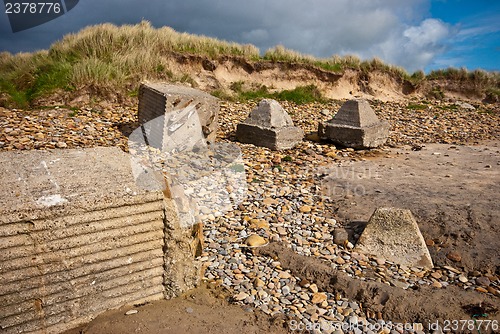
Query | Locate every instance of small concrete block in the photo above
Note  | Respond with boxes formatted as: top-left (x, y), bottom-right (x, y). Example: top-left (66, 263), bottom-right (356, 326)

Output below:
top-left (236, 99), bottom-right (303, 150)
top-left (319, 99), bottom-right (389, 148)
top-left (354, 207), bottom-right (434, 269)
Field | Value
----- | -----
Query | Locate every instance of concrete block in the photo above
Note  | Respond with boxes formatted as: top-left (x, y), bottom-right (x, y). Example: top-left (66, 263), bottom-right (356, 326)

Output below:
top-left (138, 82), bottom-right (219, 150)
top-left (319, 99), bottom-right (389, 148)
top-left (354, 207), bottom-right (434, 269)
top-left (0, 147), bottom-right (198, 333)
top-left (236, 99), bottom-right (303, 150)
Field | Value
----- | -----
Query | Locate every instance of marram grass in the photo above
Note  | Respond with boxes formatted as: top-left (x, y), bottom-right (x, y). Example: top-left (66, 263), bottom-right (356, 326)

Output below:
top-left (0, 20), bottom-right (498, 107)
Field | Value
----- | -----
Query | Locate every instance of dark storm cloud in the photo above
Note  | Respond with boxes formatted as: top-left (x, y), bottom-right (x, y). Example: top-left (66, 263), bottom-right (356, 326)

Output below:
top-left (0, 0), bottom-right (452, 71)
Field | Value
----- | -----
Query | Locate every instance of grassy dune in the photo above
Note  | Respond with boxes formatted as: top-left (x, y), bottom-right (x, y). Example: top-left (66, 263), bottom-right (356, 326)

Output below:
top-left (0, 20), bottom-right (499, 107)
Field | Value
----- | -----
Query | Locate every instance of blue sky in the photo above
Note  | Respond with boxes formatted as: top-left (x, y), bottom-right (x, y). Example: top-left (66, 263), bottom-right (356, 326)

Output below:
top-left (427, 0), bottom-right (500, 71)
top-left (0, 0), bottom-right (498, 73)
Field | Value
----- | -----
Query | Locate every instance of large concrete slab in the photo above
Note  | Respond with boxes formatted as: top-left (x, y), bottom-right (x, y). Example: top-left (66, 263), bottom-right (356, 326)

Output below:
top-left (354, 207), bottom-right (434, 269)
top-left (236, 99), bottom-right (303, 150)
top-left (0, 147), bottom-right (198, 333)
top-left (319, 99), bottom-right (389, 148)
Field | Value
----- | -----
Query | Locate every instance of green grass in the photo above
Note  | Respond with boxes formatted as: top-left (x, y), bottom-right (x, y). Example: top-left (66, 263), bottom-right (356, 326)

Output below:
top-left (436, 104), bottom-right (458, 111)
top-left (228, 82), bottom-right (325, 104)
top-left (427, 86), bottom-right (445, 100)
top-left (238, 86), bottom-right (272, 101)
top-left (27, 61), bottom-right (73, 101)
top-left (274, 85), bottom-right (324, 104)
top-left (407, 103), bottom-right (427, 110)
top-left (485, 87), bottom-right (500, 98)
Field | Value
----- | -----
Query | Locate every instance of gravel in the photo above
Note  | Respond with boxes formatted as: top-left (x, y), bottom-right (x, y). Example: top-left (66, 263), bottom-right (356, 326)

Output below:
top-left (1, 98), bottom-right (499, 332)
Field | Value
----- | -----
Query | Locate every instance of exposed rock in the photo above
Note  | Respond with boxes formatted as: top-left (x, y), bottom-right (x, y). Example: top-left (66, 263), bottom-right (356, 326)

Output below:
top-left (236, 99), bottom-right (303, 150)
top-left (354, 207), bottom-right (434, 268)
top-left (318, 99), bottom-right (389, 148)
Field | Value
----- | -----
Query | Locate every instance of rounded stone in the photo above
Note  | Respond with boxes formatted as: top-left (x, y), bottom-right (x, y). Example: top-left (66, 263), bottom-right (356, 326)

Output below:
top-left (446, 251), bottom-right (462, 262)
top-left (245, 234), bottom-right (267, 247)
top-left (333, 228), bottom-right (349, 245)
top-left (475, 276), bottom-right (490, 287)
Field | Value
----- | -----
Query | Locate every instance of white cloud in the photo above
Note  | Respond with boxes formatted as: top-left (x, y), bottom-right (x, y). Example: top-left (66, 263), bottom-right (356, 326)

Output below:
top-left (404, 19), bottom-right (450, 48)
top-left (368, 18), bottom-right (452, 72)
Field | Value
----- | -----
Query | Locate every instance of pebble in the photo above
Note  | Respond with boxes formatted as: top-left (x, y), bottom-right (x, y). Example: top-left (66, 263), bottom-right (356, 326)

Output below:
top-left (431, 281), bottom-right (442, 289)
top-left (443, 265), bottom-right (461, 274)
top-left (475, 276), bottom-right (490, 287)
top-left (333, 228), bottom-right (349, 245)
top-left (234, 292), bottom-right (249, 301)
top-left (311, 292), bottom-right (327, 304)
top-left (125, 310), bottom-right (138, 315)
top-left (431, 272), bottom-right (442, 279)
top-left (245, 234), bottom-right (267, 247)
top-left (254, 278), bottom-right (265, 288)
top-left (278, 271), bottom-right (292, 279)
top-left (446, 251), bottom-right (462, 262)
top-left (11, 100), bottom-right (490, 331)
top-left (299, 205), bottom-right (312, 213)
top-left (308, 283), bottom-right (319, 293)
top-left (390, 279), bottom-right (410, 290)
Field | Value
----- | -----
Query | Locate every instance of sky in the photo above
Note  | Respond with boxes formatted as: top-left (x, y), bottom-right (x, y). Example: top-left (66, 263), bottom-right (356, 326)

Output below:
top-left (0, 0), bottom-right (498, 73)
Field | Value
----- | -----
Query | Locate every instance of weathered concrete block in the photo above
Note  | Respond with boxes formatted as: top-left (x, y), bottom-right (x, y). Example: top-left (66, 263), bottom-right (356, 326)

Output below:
top-left (138, 82), bottom-right (219, 150)
top-left (318, 99), bottom-right (389, 148)
top-left (236, 99), bottom-right (303, 150)
top-left (0, 147), bottom-right (198, 333)
top-left (354, 208), bottom-right (433, 269)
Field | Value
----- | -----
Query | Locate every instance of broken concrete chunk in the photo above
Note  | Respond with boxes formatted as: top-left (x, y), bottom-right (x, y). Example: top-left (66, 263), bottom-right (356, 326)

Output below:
top-left (138, 82), bottom-right (219, 150)
top-left (354, 207), bottom-right (433, 269)
top-left (236, 99), bottom-right (303, 150)
top-left (318, 99), bottom-right (389, 148)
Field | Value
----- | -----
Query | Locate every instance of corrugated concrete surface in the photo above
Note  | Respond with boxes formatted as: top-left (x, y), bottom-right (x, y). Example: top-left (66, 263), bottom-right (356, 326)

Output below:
top-left (0, 147), bottom-right (171, 333)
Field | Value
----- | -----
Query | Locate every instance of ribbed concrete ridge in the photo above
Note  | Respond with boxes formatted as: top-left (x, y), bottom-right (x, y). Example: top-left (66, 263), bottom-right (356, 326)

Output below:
top-left (0, 147), bottom-right (184, 333)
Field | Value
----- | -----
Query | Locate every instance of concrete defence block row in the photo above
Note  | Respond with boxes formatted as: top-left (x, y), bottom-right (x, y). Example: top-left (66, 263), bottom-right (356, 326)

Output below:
top-left (237, 98), bottom-right (389, 150)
